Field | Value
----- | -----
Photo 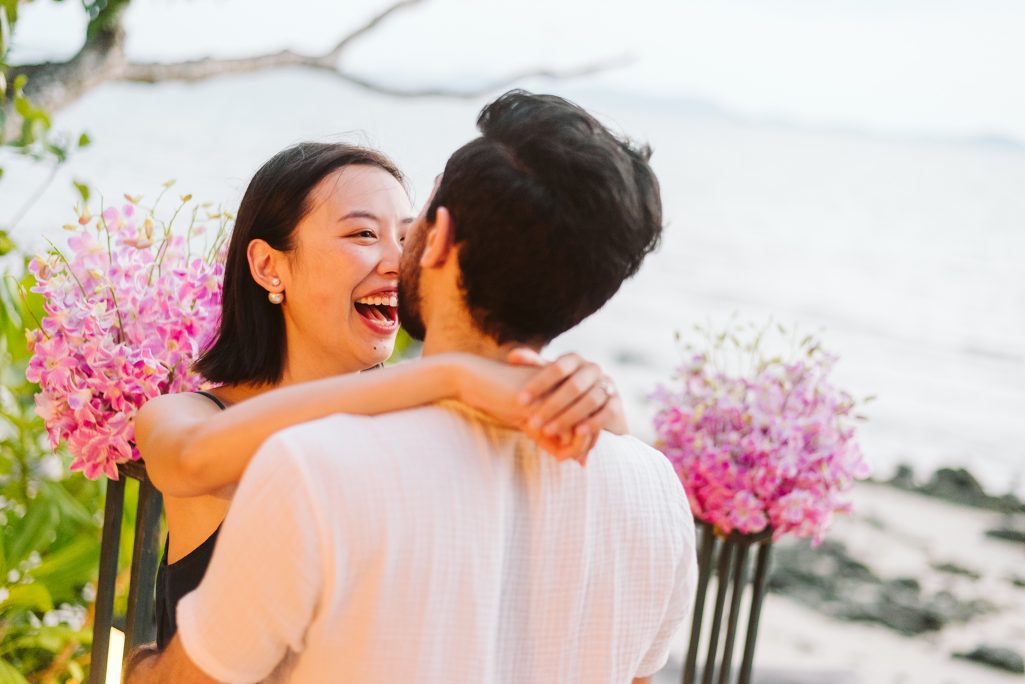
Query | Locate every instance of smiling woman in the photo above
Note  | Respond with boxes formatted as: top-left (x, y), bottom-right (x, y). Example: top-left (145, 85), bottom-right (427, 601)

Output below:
top-left (132, 140), bottom-right (630, 654)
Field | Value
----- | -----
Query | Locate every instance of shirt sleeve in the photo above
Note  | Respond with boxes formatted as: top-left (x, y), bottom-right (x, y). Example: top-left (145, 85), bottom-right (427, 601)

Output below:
top-left (176, 432), bottom-right (326, 684)
top-left (636, 489), bottom-right (699, 677)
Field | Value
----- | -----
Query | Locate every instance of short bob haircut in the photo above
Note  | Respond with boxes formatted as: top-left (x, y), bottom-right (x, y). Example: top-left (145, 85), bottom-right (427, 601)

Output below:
top-left (194, 142), bottom-right (404, 385)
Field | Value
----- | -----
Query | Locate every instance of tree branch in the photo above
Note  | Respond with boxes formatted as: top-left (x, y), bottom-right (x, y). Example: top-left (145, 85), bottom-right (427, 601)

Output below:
top-left (330, 55), bottom-right (633, 99)
top-left (121, 0), bottom-right (428, 83)
top-left (326, 0), bottom-right (425, 62)
top-left (4, 0), bottom-right (627, 140)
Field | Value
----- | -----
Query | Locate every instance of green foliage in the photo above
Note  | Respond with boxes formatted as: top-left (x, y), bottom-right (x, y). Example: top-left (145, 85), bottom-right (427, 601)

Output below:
top-left (0, 0), bottom-right (93, 220)
top-left (0, 243), bottom-right (144, 681)
top-left (0, 254), bottom-right (97, 680)
top-left (386, 327), bottom-right (422, 364)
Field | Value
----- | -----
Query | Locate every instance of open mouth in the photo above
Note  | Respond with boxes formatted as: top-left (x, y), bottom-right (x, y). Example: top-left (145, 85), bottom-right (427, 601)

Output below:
top-left (354, 293), bottom-right (399, 329)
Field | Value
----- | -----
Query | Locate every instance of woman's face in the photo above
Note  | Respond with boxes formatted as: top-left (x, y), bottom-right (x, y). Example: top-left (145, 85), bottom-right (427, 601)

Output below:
top-left (277, 165), bottom-right (413, 378)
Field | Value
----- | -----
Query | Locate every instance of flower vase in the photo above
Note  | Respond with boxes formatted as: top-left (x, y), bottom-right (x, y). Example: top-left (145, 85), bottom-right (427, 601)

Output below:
top-left (682, 520), bottom-right (774, 684)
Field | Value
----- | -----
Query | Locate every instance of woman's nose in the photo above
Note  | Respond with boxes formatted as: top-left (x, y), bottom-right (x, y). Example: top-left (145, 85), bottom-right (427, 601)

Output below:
top-left (377, 233), bottom-right (402, 276)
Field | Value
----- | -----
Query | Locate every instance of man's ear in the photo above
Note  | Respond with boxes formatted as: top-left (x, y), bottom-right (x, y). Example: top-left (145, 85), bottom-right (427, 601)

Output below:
top-left (420, 207), bottom-right (456, 269)
top-left (247, 239), bottom-right (287, 292)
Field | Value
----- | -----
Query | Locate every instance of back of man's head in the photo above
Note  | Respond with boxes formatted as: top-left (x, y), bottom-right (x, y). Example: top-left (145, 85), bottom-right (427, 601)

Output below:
top-left (426, 90), bottom-right (663, 345)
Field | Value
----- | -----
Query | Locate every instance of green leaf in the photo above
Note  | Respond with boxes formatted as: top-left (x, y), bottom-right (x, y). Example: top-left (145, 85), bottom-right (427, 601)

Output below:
top-left (1, 582), bottom-right (54, 613)
top-left (77, 132), bottom-right (91, 148)
top-left (44, 142), bottom-right (67, 164)
top-left (30, 537), bottom-right (99, 599)
top-left (0, 229), bottom-right (12, 256)
top-left (0, 658), bottom-right (30, 684)
top-left (4, 499), bottom-right (58, 568)
top-left (72, 180), bottom-right (90, 203)
top-left (12, 94), bottom-right (29, 118)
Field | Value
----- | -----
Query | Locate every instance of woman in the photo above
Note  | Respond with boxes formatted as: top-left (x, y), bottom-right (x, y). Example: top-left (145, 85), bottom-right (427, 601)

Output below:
top-left (135, 142), bottom-right (627, 650)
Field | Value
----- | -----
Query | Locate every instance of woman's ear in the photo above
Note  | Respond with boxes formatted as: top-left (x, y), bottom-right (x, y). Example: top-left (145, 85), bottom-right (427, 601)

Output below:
top-left (420, 206), bottom-right (456, 269)
top-left (247, 239), bottom-right (286, 293)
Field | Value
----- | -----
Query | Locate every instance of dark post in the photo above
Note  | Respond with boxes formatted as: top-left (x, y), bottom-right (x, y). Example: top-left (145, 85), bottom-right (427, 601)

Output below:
top-left (682, 522), bottom-right (773, 684)
top-left (88, 476), bottom-right (126, 684)
top-left (684, 527), bottom-right (717, 683)
top-left (124, 476), bottom-right (164, 650)
top-left (737, 541), bottom-right (773, 684)
top-left (88, 462), bottom-right (164, 684)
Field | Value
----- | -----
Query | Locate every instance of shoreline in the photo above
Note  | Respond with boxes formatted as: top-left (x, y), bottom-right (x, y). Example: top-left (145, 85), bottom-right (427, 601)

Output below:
top-left (657, 467), bottom-right (1025, 682)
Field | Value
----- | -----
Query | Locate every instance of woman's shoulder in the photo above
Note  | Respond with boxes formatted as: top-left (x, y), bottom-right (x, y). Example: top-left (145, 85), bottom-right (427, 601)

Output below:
top-left (136, 390), bottom-right (226, 428)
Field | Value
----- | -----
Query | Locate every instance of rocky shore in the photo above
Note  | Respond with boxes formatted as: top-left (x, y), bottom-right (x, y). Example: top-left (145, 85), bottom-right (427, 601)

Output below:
top-left (659, 465), bottom-right (1025, 683)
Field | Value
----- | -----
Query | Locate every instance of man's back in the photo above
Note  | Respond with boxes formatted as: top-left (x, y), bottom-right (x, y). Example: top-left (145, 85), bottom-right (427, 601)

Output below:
top-left (178, 401), bottom-right (697, 684)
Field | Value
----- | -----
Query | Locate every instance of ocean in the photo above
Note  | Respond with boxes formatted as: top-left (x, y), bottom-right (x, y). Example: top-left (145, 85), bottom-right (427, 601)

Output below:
top-left (3, 70), bottom-right (1023, 495)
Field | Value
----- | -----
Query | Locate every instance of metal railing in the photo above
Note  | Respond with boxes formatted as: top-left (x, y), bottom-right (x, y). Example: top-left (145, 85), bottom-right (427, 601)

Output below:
top-left (88, 462), bottom-right (163, 684)
top-left (683, 521), bottom-right (774, 684)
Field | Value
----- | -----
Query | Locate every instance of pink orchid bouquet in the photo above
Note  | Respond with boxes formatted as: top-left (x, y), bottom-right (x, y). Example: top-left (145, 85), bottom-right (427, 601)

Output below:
top-left (26, 185), bottom-right (230, 480)
top-left (652, 322), bottom-right (871, 545)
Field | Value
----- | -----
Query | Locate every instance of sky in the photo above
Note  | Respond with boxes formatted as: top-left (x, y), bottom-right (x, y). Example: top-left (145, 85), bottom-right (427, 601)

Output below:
top-left (10, 0), bottom-right (1025, 144)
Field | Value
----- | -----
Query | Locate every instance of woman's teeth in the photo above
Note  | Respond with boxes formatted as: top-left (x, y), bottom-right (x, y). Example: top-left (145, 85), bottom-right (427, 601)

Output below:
top-left (356, 295), bottom-right (398, 307)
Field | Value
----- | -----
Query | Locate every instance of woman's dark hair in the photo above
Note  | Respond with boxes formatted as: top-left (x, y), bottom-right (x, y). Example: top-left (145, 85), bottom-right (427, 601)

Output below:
top-left (425, 90), bottom-right (663, 345)
top-left (194, 142), bottom-right (404, 385)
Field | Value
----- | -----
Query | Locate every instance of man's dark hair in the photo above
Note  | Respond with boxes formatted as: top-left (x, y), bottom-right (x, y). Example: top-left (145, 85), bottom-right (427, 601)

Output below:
top-left (427, 89), bottom-right (662, 345)
top-left (195, 142), bottom-right (404, 385)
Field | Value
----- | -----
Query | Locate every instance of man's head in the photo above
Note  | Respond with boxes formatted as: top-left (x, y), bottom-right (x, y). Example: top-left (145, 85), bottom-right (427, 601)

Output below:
top-left (399, 90), bottom-right (662, 349)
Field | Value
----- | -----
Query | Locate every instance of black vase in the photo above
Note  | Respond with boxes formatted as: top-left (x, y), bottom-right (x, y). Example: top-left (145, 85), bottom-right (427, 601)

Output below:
top-left (682, 520), bottom-right (774, 684)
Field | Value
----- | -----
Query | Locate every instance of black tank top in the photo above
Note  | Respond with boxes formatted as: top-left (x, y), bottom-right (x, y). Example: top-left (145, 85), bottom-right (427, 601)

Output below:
top-left (154, 390), bottom-right (225, 650)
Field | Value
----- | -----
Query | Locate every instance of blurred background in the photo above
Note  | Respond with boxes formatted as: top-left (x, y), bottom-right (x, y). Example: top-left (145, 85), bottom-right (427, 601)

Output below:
top-left (1, 1), bottom-right (1023, 682)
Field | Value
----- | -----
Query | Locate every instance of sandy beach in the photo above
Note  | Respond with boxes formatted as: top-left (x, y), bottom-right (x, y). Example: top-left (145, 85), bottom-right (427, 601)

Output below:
top-left (655, 477), bottom-right (1025, 683)
top-left (3, 4), bottom-right (1024, 681)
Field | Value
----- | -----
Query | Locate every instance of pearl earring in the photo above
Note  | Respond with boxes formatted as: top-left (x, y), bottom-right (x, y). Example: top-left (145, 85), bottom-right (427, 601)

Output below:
top-left (268, 291), bottom-right (284, 304)
top-left (271, 277), bottom-right (281, 287)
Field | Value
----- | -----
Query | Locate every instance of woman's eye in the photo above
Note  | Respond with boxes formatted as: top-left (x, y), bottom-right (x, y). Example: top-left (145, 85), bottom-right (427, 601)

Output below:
top-left (351, 230), bottom-right (376, 239)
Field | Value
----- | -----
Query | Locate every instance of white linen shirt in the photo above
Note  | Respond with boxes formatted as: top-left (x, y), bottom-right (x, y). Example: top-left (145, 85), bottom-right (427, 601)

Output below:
top-left (177, 401), bottom-right (697, 683)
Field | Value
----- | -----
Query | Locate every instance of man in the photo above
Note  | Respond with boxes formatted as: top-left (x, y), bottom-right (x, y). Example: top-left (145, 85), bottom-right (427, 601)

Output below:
top-left (129, 90), bottom-right (697, 683)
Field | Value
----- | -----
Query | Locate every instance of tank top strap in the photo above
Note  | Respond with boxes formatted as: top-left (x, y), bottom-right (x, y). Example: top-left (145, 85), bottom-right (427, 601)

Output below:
top-left (195, 390), bottom-right (227, 410)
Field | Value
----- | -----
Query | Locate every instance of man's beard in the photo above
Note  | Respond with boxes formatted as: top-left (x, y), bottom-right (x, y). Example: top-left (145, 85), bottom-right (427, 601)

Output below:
top-left (397, 225), bottom-right (427, 341)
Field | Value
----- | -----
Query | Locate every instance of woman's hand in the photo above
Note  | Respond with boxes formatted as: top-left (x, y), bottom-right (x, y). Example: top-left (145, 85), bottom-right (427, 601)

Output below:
top-left (509, 350), bottom-right (628, 464)
top-left (452, 350), bottom-right (628, 465)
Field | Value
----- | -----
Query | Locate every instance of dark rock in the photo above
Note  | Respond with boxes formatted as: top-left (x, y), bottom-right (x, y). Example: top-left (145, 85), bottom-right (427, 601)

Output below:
top-left (613, 349), bottom-right (650, 367)
top-left (887, 463), bottom-right (917, 490)
top-left (888, 576), bottom-right (921, 593)
top-left (953, 645), bottom-right (1025, 674)
top-left (931, 561), bottom-right (982, 580)
top-left (882, 465), bottom-right (1025, 514)
top-left (768, 539), bottom-right (993, 636)
top-left (985, 516), bottom-right (1025, 545)
top-left (923, 468), bottom-right (991, 507)
top-left (986, 528), bottom-right (1025, 543)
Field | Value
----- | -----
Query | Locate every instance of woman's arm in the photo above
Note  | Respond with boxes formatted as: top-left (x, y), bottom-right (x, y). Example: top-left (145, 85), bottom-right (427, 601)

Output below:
top-left (138, 351), bottom-right (623, 499)
top-left (138, 354), bottom-right (466, 498)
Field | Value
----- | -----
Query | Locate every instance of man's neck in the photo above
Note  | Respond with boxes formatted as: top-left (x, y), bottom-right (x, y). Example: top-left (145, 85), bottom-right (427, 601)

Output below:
top-left (420, 318), bottom-right (538, 362)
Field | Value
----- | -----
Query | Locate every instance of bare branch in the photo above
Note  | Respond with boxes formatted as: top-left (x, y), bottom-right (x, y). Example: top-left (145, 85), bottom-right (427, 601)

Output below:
top-left (122, 50), bottom-right (308, 83)
top-left (331, 55), bottom-right (634, 99)
top-left (4, 0), bottom-right (626, 139)
top-left (122, 0), bottom-right (427, 82)
top-left (327, 0), bottom-right (425, 62)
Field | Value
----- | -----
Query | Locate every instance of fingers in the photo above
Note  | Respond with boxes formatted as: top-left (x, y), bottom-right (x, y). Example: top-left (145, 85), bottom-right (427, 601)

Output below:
top-left (530, 426), bottom-right (593, 465)
top-left (516, 352), bottom-right (585, 406)
top-left (575, 399), bottom-right (618, 440)
top-left (525, 361), bottom-right (603, 433)
top-left (535, 380), bottom-right (610, 439)
top-left (506, 347), bottom-right (546, 368)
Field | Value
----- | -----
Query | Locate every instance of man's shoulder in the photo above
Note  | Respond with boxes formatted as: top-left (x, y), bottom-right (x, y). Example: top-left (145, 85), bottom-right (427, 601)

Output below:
top-left (590, 434), bottom-right (691, 510)
top-left (593, 433), bottom-right (679, 479)
top-left (266, 404), bottom-right (461, 464)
